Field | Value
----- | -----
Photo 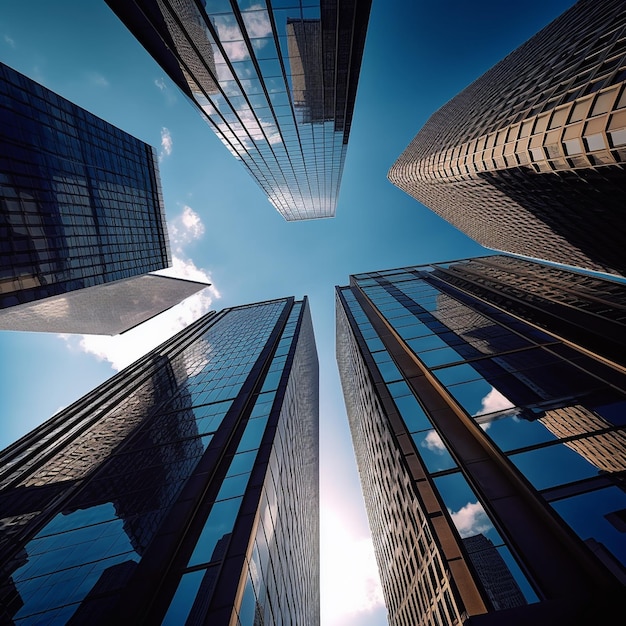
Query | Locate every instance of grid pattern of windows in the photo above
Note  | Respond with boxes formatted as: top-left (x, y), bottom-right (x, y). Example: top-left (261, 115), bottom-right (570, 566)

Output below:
top-left (0, 62), bottom-right (170, 309)
top-left (233, 302), bottom-right (319, 625)
top-left (389, 0), bottom-right (626, 276)
top-left (337, 289), bottom-right (465, 626)
top-left (0, 297), bottom-right (319, 625)
top-left (337, 255), bottom-right (626, 623)
top-left (106, 0), bottom-right (372, 221)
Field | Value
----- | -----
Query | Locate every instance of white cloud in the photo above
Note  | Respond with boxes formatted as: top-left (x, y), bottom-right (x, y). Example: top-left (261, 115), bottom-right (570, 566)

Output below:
top-left (155, 77), bottom-right (177, 105)
top-left (449, 501), bottom-right (492, 539)
top-left (421, 429), bottom-right (446, 453)
top-left (60, 257), bottom-right (219, 372)
top-left (181, 206), bottom-right (204, 238)
top-left (241, 7), bottom-right (272, 39)
top-left (475, 386), bottom-right (514, 416)
top-left (320, 508), bottom-right (385, 626)
top-left (214, 8), bottom-right (271, 62)
top-left (58, 199), bottom-right (216, 372)
top-left (168, 205), bottom-right (205, 254)
top-left (155, 254), bottom-right (215, 286)
top-left (86, 71), bottom-right (109, 87)
top-left (160, 127), bottom-right (173, 160)
top-left (4, 34), bottom-right (15, 48)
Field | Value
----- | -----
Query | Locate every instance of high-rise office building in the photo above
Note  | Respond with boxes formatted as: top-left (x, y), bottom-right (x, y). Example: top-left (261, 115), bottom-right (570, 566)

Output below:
top-left (105, 0), bottom-right (372, 221)
top-left (336, 255), bottom-right (626, 625)
top-left (0, 62), bottom-right (206, 334)
top-left (0, 296), bottom-right (319, 624)
top-left (388, 0), bottom-right (626, 276)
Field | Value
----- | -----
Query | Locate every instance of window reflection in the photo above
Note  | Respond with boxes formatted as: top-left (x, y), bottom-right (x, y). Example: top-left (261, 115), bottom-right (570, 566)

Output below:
top-left (10, 504), bottom-right (140, 623)
top-left (478, 411), bottom-right (557, 451)
top-left (412, 430), bottom-right (457, 472)
top-left (433, 472), bottom-right (537, 605)
top-left (552, 486), bottom-right (626, 572)
top-left (188, 497), bottom-right (243, 567)
top-left (161, 569), bottom-right (205, 626)
top-left (146, 0), bottom-right (366, 219)
top-left (510, 443), bottom-right (602, 490)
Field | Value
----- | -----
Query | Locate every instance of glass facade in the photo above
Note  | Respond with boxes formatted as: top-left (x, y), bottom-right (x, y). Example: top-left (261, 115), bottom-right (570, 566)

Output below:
top-left (105, 0), bottom-right (372, 221)
top-left (389, 0), bottom-right (626, 276)
top-left (0, 62), bottom-right (170, 311)
top-left (0, 297), bottom-right (319, 625)
top-left (336, 255), bottom-right (626, 625)
top-left (0, 274), bottom-right (207, 335)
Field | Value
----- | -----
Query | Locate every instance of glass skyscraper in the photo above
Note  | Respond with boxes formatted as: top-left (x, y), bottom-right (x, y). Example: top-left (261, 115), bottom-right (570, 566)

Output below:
top-left (0, 62), bottom-right (208, 334)
top-left (0, 297), bottom-right (319, 624)
top-left (105, 0), bottom-right (372, 221)
top-left (336, 255), bottom-right (626, 625)
top-left (388, 0), bottom-right (626, 276)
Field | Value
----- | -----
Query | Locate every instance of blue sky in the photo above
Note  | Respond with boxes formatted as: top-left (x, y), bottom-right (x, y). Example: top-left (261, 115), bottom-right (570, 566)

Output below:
top-left (0, 1), bottom-right (575, 624)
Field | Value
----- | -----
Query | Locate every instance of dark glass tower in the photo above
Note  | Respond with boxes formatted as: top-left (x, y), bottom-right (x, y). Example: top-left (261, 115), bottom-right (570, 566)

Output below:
top-left (388, 0), bottom-right (626, 276)
top-left (105, 0), bottom-right (372, 221)
top-left (336, 255), bottom-right (626, 625)
top-left (0, 297), bottom-right (319, 624)
top-left (0, 62), bottom-right (208, 334)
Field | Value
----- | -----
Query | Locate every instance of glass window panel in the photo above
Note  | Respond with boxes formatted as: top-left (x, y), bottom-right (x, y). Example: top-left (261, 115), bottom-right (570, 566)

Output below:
top-left (213, 14), bottom-right (243, 42)
top-left (365, 336), bottom-right (385, 352)
top-left (433, 363), bottom-right (484, 386)
top-left (592, 400), bottom-right (626, 427)
top-left (393, 393), bottom-right (432, 433)
top-left (233, 60), bottom-right (256, 80)
top-left (302, 6), bottom-right (320, 19)
top-left (449, 379), bottom-right (516, 417)
top-left (551, 486), bottom-right (626, 569)
top-left (482, 544), bottom-right (537, 605)
top-left (407, 334), bottom-right (447, 353)
top-left (238, 574), bottom-right (257, 625)
top-left (584, 133), bottom-right (605, 151)
top-left (228, 450), bottom-right (257, 476)
top-left (387, 380), bottom-right (411, 398)
top-left (188, 497), bottom-right (243, 566)
top-left (510, 443), bottom-right (601, 490)
top-left (412, 430), bottom-right (457, 472)
top-left (250, 392), bottom-right (275, 418)
top-left (161, 570), bottom-right (205, 626)
top-left (252, 37), bottom-right (277, 59)
top-left (376, 359), bottom-right (402, 383)
top-left (270, 0), bottom-right (299, 7)
top-left (240, 77), bottom-right (263, 95)
top-left (241, 9), bottom-right (272, 39)
top-left (259, 59), bottom-right (282, 77)
top-left (205, 0), bottom-right (232, 12)
top-left (433, 472), bottom-right (500, 545)
top-left (478, 411), bottom-right (557, 451)
top-left (260, 369), bottom-right (282, 392)
top-left (398, 322), bottom-right (431, 341)
top-left (420, 346), bottom-right (463, 367)
top-left (216, 472), bottom-right (250, 501)
top-left (238, 416), bottom-right (269, 452)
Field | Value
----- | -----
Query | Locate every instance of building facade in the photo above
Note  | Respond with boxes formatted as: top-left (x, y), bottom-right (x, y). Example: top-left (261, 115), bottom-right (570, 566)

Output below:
top-left (336, 255), bottom-right (626, 625)
top-left (388, 0), bottom-right (626, 276)
top-left (0, 62), bottom-right (206, 334)
top-left (0, 274), bottom-right (208, 335)
top-left (105, 0), bottom-right (372, 221)
top-left (0, 297), bottom-right (319, 624)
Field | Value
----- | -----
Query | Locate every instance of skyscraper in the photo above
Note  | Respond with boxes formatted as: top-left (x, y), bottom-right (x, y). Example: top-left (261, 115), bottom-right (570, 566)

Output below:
top-left (336, 255), bottom-right (626, 625)
top-left (388, 0), bottom-right (626, 276)
top-left (105, 0), bottom-right (372, 221)
top-left (0, 296), bottom-right (319, 624)
top-left (0, 61), bottom-right (206, 334)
